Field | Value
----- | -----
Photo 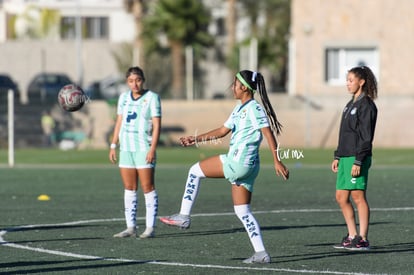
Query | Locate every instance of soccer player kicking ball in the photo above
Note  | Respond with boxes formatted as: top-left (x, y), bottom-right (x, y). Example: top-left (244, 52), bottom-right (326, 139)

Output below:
top-left (160, 70), bottom-right (289, 264)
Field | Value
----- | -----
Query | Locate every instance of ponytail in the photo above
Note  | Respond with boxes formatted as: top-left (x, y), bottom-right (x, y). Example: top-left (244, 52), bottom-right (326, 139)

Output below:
top-left (237, 70), bottom-right (283, 136)
top-left (348, 66), bottom-right (378, 100)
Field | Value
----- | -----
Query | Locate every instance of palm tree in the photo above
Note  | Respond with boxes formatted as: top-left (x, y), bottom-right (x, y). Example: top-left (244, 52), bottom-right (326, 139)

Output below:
top-left (259, 0), bottom-right (290, 85)
top-left (123, 0), bottom-right (146, 68)
top-left (143, 0), bottom-right (213, 99)
top-left (14, 6), bottom-right (60, 39)
top-left (239, 0), bottom-right (290, 90)
top-left (226, 0), bottom-right (236, 57)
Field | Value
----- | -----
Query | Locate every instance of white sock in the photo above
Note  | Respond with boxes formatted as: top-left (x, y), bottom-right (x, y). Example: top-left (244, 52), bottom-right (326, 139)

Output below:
top-left (124, 189), bottom-right (137, 228)
top-left (234, 204), bottom-right (266, 252)
top-left (179, 163), bottom-right (205, 216)
top-left (144, 190), bottom-right (158, 228)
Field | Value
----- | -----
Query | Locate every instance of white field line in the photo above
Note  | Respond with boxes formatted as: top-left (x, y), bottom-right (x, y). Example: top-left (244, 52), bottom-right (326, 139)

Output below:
top-left (2, 207), bottom-right (411, 275)
top-left (1, 164), bottom-right (414, 169)
top-left (0, 235), bottom-right (388, 275)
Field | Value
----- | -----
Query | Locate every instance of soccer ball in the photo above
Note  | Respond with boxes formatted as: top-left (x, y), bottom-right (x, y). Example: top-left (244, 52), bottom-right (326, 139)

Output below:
top-left (58, 84), bottom-right (87, 112)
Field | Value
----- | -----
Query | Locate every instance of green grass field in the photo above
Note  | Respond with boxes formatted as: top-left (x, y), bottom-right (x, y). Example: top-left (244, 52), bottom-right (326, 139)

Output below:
top-left (2, 147), bottom-right (414, 166)
top-left (1, 148), bottom-right (413, 274)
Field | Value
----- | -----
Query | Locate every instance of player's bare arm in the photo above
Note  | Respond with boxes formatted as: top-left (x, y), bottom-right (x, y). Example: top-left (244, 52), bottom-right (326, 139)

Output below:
top-left (180, 126), bottom-right (231, 146)
top-left (261, 127), bottom-right (289, 180)
top-left (109, 114), bottom-right (123, 163)
top-left (146, 117), bottom-right (161, 163)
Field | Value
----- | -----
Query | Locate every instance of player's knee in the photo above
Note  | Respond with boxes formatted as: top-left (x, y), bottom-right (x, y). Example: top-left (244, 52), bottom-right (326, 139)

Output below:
top-left (234, 204), bottom-right (250, 216)
top-left (335, 194), bottom-right (349, 206)
top-left (189, 162), bottom-right (205, 178)
top-left (351, 196), bottom-right (367, 206)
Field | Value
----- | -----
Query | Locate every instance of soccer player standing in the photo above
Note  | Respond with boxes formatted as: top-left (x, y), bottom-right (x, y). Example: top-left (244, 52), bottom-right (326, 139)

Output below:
top-left (160, 70), bottom-right (289, 263)
top-left (109, 66), bottom-right (161, 239)
top-left (332, 66), bottom-right (378, 250)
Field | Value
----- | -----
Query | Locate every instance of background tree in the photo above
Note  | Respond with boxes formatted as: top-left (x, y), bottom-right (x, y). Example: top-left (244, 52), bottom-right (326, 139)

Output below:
top-left (259, 0), bottom-right (290, 90)
top-left (225, 0), bottom-right (236, 58)
top-left (123, 0), bottom-right (146, 68)
top-left (142, 0), bottom-right (213, 99)
top-left (238, 0), bottom-right (290, 91)
top-left (111, 42), bottom-right (134, 74)
top-left (14, 6), bottom-right (60, 39)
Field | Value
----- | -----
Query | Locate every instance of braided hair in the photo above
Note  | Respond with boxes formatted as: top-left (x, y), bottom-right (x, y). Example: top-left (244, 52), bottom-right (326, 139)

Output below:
top-left (236, 70), bottom-right (283, 135)
top-left (348, 66), bottom-right (378, 100)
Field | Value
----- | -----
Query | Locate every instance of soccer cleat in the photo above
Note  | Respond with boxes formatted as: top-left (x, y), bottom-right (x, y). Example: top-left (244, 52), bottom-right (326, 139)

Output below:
top-left (113, 227), bottom-right (137, 238)
top-left (159, 214), bottom-right (191, 229)
top-left (333, 234), bottom-right (353, 249)
top-left (346, 236), bottom-right (370, 251)
top-left (243, 251), bottom-right (271, 264)
top-left (139, 227), bottom-right (155, 239)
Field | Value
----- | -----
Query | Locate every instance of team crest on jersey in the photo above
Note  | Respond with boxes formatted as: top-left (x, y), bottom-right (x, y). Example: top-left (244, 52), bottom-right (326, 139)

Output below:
top-left (239, 109), bottom-right (247, 119)
top-left (350, 107), bottom-right (357, 115)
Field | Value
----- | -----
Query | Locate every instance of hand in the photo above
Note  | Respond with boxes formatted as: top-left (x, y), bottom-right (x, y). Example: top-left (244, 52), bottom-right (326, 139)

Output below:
top-left (180, 136), bottom-right (196, 147)
top-left (109, 149), bottom-right (117, 164)
top-left (351, 164), bottom-right (361, 177)
top-left (275, 161), bottom-right (289, 180)
top-left (146, 149), bottom-right (156, 164)
top-left (331, 159), bottom-right (339, 173)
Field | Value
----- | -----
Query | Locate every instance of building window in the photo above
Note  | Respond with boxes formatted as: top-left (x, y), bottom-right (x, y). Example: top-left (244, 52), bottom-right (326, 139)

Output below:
top-left (325, 47), bottom-right (379, 85)
top-left (61, 16), bottom-right (109, 39)
top-left (216, 18), bottom-right (225, 36)
top-left (85, 17), bottom-right (108, 39)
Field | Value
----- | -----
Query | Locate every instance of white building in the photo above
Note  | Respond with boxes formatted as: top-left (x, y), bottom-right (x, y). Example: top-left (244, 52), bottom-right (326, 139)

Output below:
top-left (0, 0), bottom-right (138, 102)
top-left (0, 0), bottom-right (261, 101)
top-left (0, 0), bottom-right (134, 42)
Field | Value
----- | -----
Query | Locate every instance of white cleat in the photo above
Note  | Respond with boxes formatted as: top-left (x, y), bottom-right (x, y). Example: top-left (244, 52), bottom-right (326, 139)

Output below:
top-left (159, 214), bottom-right (191, 229)
top-left (243, 251), bottom-right (271, 264)
top-left (113, 227), bottom-right (137, 238)
top-left (139, 227), bottom-right (155, 239)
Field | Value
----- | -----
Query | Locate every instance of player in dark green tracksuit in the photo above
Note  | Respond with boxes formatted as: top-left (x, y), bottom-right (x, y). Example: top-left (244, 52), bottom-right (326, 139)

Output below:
top-left (331, 66), bottom-right (378, 250)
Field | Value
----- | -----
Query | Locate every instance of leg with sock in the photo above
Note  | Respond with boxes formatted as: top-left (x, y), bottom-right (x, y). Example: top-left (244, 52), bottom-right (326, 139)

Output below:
top-left (180, 162), bottom-right (205, 215)
top-left (234, 204), bottom-right (270, 264)
top-left (114, 189), bottom-right (137, 238)
top-left (159, 162), bottom-right (205, 229)
top-left (140, 190), bottom-right (158, 238)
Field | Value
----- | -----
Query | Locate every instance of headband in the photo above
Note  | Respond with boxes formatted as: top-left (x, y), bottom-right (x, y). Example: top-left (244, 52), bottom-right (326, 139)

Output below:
top-left (236, 72), bottom-right (255, 92)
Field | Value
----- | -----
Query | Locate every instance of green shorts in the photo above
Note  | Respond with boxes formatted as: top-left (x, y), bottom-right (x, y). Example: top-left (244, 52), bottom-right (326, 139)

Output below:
top-left (336, 156), bottom-right (371, 190)
top-left (119, 150), bottom-right (155, 169)
top-left (220, 154), bottom-right (259, 192)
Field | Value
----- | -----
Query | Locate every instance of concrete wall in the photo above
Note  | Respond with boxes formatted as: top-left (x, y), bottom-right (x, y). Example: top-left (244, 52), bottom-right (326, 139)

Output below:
top-left (81, 93), bottom-right (413, 150)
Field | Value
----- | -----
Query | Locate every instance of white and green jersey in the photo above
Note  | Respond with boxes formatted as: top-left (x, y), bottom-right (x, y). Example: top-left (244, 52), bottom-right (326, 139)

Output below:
top-left (117, 90), bottom-right (161, 152)
top-left (224, 99), bottom-right (269, 166)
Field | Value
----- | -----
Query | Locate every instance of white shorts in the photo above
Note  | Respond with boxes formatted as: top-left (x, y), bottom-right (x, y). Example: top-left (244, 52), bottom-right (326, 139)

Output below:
top-left (119, 150), bottom-right (155, 169)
